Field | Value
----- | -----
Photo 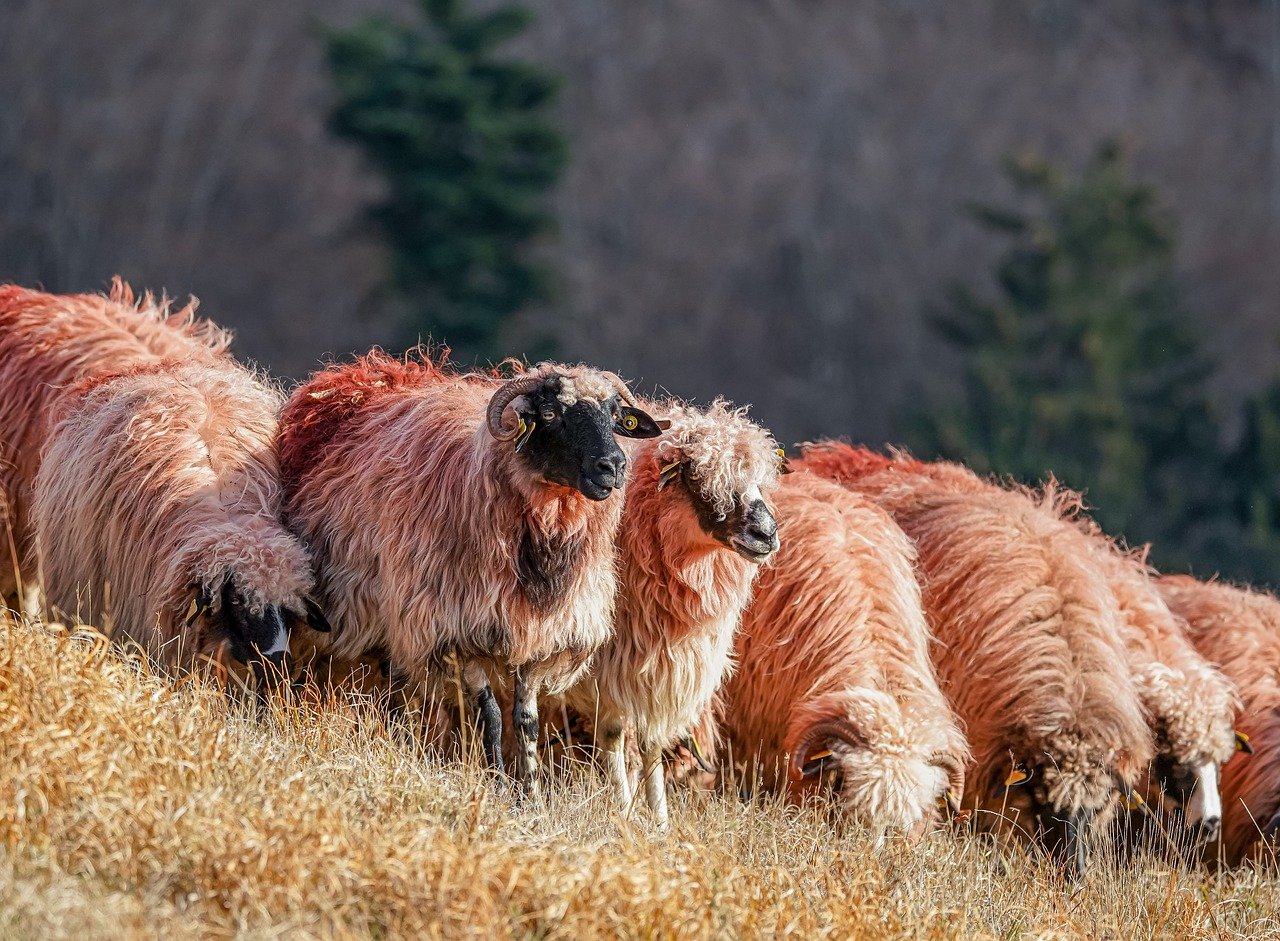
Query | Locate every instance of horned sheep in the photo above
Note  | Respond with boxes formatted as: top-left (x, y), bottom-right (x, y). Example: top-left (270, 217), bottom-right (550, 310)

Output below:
top-left (33, 361), bottom-right (327, 686)
top-left (278, 352), bottom-right (663, 794)
top-left (799, 443), bottom-right (1152, 878)
top-left (0, 279), bottom-right (230, 611)
top-left (560, 398), bottom-right (783, 824)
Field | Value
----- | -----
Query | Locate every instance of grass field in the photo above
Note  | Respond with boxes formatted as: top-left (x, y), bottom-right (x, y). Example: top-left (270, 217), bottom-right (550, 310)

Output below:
top-left (1, 612), bottom-right (1278, 940)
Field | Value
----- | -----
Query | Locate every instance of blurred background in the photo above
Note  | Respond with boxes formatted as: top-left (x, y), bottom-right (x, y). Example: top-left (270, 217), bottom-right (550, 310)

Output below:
top-left (3, 0), bottom-right (1280, 583)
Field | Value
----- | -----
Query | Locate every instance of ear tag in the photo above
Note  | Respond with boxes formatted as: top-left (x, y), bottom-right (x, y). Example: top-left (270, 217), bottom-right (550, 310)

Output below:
top-left (801, 748), bottom-right (834, 777)
top-left (185, 596), bottom-right (209, 628)
top-left (1123, 790), bottom-right (1145, 811)
top-left (1004, 765), bottom-right (1031, 788)
top-left (1236, 730), bottom-right (1254, 754)
top-left (657, 461), bottom-right (682, 491)
top-left (515, 419), bottom-right (536, 452)
top-left (686, 734), bottom-right (715, 774)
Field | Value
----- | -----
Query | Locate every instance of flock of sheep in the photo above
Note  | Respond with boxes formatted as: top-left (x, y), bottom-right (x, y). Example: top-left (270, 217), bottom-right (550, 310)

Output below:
top-left (1, 279), bottom-right (1278, 881)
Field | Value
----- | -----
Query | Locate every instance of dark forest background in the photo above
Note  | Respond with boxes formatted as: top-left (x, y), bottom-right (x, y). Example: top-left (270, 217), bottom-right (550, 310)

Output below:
top-left (4, 0), bottom-right (1280, 583)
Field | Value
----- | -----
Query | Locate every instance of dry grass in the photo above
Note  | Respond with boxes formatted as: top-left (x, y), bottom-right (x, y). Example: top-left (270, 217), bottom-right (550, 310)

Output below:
top-left (0, 613), bottom-right (1278, 940)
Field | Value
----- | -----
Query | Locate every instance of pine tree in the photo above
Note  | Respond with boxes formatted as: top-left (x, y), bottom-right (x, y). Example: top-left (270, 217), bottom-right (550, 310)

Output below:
top-left (912, 141), bottom-right (1221, 568)
top-left (326, 0), bottom-right (567, 362)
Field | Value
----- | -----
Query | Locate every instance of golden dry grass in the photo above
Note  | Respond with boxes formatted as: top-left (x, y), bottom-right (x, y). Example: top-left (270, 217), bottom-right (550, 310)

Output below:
top-left (1, 612), bottom-right (1278, 940)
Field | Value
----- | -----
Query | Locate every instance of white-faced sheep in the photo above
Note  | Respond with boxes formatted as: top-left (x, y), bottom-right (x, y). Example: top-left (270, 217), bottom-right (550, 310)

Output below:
top-left (33, 361), bottom-right (327, 687)
top-left (798, 443), bottom-right (1152, 878)
top-left (1157, 576), bottom-right (1275, 865)
top-left (277, 353), bottom-right (664, 794)
top-left (0, 279), bottom-right (230, 611)
top-left (708, 470), bottom-right (968, 838)
top-left (560, 399), bottom-right (783, 824)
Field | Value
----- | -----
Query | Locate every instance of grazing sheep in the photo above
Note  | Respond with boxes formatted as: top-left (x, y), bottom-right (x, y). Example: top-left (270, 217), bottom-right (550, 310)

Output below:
top-left (1074, 539), bottom-right (1237, 846)
top-left (1157, 576), bottom-right (1276, 865)
top-left (278, 353), bottom-right (664, 794)
top-left (714, 470), bottom-right (968, 837)
top-left (33, 361), bottom-right (327, 686)
top-left (560, 399), bottom-right (783, 824)
top-left (799, 443), bottom-right (1152, 878)
top-left (0, 279), bottom-right (230, 610)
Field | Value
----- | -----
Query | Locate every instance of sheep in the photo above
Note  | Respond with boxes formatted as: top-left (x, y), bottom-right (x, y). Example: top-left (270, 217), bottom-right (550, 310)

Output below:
top-left (277, 352), bottom-right (664, 794)
top-left (1072, 538), bottom-right (1238, 847)
top-left (1157, 576), bottom-right (1277, 865)
top-left (32, 360), bottom-right (327, 687)
top-left (0, 279), bottom-right (230, 611)
top-left (710, 469), bottom-right (967, 837)
top-left (799, 443), bottom-right (1152, 878)
top-left (559, 398), bottom-right (783, 825)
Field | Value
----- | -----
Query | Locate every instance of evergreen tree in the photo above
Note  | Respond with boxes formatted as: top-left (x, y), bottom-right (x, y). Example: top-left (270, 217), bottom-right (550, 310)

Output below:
top-left (1219, 382), bottom-right (1280, 585)
top-left (912, 141), bottom-right (1221, 568)
top-left (326, 0), bottom-right (567, 361)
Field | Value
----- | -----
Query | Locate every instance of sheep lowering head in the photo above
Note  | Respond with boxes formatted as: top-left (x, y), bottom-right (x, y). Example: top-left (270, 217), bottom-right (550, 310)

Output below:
top-left (33, 361), bottom-right (327, 691)
top-left (278, 352), bottom-right (664, 796)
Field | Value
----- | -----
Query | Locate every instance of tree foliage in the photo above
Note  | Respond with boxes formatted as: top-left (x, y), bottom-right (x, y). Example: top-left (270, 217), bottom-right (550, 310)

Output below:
top-left (913, 142), bottom-right (1228, 573)
top-left (326, 0), bottom-right (567, 361)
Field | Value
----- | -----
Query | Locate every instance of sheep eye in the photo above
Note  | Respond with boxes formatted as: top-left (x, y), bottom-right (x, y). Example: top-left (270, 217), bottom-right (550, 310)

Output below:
top-left (622, 414), bottom-right (639, 431)
top-left (539, 408), bottom-right (557, 422)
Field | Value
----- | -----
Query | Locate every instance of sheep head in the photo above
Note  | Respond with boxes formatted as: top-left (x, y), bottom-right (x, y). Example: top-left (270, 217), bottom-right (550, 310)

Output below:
top-left (487, 366), bottom-right (666, 500)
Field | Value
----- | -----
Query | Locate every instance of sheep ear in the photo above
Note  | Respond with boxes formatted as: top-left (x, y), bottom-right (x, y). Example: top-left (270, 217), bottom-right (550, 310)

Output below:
top-left (304, 597), bottom-right (332, 633)
top-left (776, 447), bottom-right (794, 475)
top-left (616, 405), bottom-right (666, 439)
top-left (1236, 730), bottom-right (1254, 754)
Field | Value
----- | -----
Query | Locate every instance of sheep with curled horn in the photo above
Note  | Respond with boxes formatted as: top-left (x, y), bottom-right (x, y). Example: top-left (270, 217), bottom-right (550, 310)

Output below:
top-left (0, 279), bottom-right (230, 613)
top-left (703, 469), bottom-right (968, 838)
top-left (556, 398), bottom-right (784, 825)
top-left (278, 352), bottom-right (664, 796)
top-left (1157, 576), bottom-right (1276, 866)
top-left (798, 443), bottom-right (1152, 880)
top-left (33, 361), bottom-right (329, 691)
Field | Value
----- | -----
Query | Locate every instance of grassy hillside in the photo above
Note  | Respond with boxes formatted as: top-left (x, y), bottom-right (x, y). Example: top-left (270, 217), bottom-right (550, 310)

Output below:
top-left (1, 612), bottom-right (1277, 940)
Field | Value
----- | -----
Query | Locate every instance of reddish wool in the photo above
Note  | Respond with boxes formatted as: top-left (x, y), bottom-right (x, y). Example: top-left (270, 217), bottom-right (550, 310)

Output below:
top-left (716, 471), bottom-right (967, 834)
top-left (0, 279), bottom-right (230, 604)
top-left (32, 360), bottom-right (314, 670)
top-left (798, 442), bottom-right (1152, 845)
top-left (1158, 576), bottom-right (1280, 864)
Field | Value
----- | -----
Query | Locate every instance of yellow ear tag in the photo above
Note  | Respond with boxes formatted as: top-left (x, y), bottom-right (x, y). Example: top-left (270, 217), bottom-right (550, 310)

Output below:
top-left (185, 597), bottom-right (200, 624)
top-left (1004, 766), bottom-right (1031, 788)
top-left (515, 419), bottom-right (536, 452)
top-left (1124, 791), bottom-right (1145, 810)
top-left (1236, 731), bottom-right (1254, 754)
top-left (776, 448), bottom-right (786, 458)
top-left (657, 461), bottom-right (682, 491)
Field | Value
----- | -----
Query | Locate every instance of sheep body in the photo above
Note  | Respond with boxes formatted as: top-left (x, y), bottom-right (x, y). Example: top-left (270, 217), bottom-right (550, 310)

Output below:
top-left (562, 399), bottom-right (782, 821)
top-left (718, 469), bottom-right (967, 835)
top-left (33, 361), bottom-right (314, 673)
top-left (0, 279), bottom-right (229, 607)
top-left (799, 443), bottom-right (1151, 872)
top-left (1157, 576), bottom-right (1280, 864)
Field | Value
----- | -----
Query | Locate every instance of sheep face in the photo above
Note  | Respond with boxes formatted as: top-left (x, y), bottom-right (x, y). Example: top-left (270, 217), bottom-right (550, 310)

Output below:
top-left (1150, 752), bottom-right (1224, 843)
top-left (189, 581), bottom-right (294, 686)
top-left (663, 464), bottom-right (779, 562)
top-left (506, 377), bottom-right (664, 500)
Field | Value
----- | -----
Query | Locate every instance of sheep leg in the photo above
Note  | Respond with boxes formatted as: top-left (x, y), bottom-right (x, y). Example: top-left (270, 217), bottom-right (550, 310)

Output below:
top-left (600, 721), bottom-right (634, 812)
top-left (462, 662), bottom-right (504, 774)
top-left (512, 665), bottom-right (541, 799)
top-left (641, 739), bottom-right (669, 828)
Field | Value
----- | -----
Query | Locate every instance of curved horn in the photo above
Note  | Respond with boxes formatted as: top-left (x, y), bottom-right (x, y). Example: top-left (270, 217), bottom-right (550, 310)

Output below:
top-left (789, 718), bottom-right (868, 778)
top-left (599, 370), bottom-right (638, 408)
top-left (486, 373), bottom-right (546, 440)
top-left (936, 752), bottom-right (967, 809)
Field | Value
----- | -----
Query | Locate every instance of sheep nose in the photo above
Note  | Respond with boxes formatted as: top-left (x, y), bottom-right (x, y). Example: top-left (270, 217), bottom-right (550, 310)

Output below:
top-left (594, 453), bottom-right (625, 483)
top-left (743, 505), bottom-right (777, 545)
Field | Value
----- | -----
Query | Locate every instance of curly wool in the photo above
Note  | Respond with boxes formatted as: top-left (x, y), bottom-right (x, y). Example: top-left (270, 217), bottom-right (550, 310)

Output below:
top-left (564, 397), bottom-right (782, 751)
top-left (717, 471), bottom-right (967, 834)
top-left (798, 442), bottom-right (1152, 835)
top-left (0, 279), bottom-right (230, 604)
top-left (1158, 576), bottom-right (1280, 864)
top-left (33, 361), bottom-right (314, 669)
